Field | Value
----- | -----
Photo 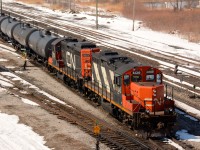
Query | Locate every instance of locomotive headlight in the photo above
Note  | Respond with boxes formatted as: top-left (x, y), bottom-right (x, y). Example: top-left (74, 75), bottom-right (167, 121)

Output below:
top-left (164, 107), bottom-right (173, 115)
top-left (153, 89), bottom-right (157, 97)
top-left (145, 109), bottom-right (150, 114)
top-left (169, 108), bottom-right (173, 112)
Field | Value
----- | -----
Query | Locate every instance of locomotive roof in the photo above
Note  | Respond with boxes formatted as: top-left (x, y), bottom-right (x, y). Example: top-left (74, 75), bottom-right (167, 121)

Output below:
top-left (51, 37), bottom-right (78, 46)
top-left (67, 42), bottom-right (96, 52)
top-left (115, 63), bottom-right (138, 75)
top-left (93, 50), bottom-right (139, 75)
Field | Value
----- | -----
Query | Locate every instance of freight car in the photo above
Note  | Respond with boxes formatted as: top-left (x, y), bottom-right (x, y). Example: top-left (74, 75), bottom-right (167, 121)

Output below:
top-left (0, 13), bottom-right (176, 137)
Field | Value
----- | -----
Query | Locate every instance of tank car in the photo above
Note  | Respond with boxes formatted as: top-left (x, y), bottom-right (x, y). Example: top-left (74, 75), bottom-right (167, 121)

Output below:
top-left (1, 17), bottom-right (20, 41)
top-left (0, 13), bottom-right (9, 37)
top-left (28, 30), bottom-right (57, 60)
top-left (12, 23), bottom-right (37, 51)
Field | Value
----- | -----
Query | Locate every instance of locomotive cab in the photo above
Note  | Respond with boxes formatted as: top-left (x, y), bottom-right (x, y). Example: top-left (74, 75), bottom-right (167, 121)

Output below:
top-left (121, 66), bottom-right (175, 115)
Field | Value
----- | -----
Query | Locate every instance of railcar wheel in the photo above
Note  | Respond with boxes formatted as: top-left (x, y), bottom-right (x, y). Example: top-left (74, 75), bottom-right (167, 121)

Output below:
top-left (97, 96), bottom-right (101, 106)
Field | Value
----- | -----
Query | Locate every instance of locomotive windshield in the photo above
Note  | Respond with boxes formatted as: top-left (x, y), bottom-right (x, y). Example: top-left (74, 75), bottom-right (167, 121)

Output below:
top-left (146, 74), bottom-right (154, 81)
top-left (146, 68), bottom-right (155, 81)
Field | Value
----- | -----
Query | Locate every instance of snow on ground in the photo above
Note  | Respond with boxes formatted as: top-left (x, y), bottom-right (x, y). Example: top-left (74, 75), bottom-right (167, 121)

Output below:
top-left (0, 71), bottom-right (73, 108)
top-left (0, 58), bottom-right (8, 62)
top-left (5, 0), bottom-right (200, 63)
top-left (176, 130), bottom-right (200, 142)
top-left (0, 75), bottom-right (13, 88)
top-left (21, 98), bottom-right (39, 106)
top-left (175, 109), bottom-right (198, 122)
top-left (0, 113), bottom-right (50, 150)
top-left (0, 44), bottom-right (19, 56)
top-left (19, 90), bottom-right (28, 94)
top-left (164, 138), bottom-right (184, 150)
top-left (175, 100), bottom-right (200, 119)
top-left (0, 87), bottom-right (6, 93)
top-left (2, 1), bottom-right (200, 149)
top-left (164, 74), bottom-right (200, 91)
top-left (5, 66), bottom-right (15, 69)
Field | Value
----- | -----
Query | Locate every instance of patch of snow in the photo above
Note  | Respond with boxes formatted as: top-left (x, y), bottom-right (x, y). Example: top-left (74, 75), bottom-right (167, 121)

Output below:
top-left (38, 91), bottom-right (65, 105)
top-left (0, 87), bottom-right (6, 93)
top-left (0, 58), bottom-right (8, 62)
top-left (164, 138), bottom-right (184, 150)
top-left (15, 71), bottom-right (23, 74)
top-left (176, 130), bottom-right (200, 142)
top-left (0, 72), bottom-right (21, 81)
top-left (159, 65), bottom-right (169, 69)
top-left (0, 44), bottom-right (19, 56)
top-left (164, 74), bottom-right (200, 91)
top-left (184, 115), bottom-right (198, 122)
top-left (19, 90), bottom-right (28, 94)
top-left (163, 79), bottom-right (200, 97)
top-left (0, 71), bottom-right (73, 108)
top-left (21, 98), bottom-right (39, 106)
top-left (176, 109), bottom-right (198, 121)
top-left (175, 100), bottom-right (200, 119)
top-left (0, 79), bottom-right (13, 88)
top-left (0, 75), bottom-right (13, 83)
top-left (0, 113), bottom-right (50, 150)
top-left (175, 109), bottom-right (185, 115)
top-left (3, 0), bottom-right (15, 3)
top-left (5, 66), bottom-right (15, 69)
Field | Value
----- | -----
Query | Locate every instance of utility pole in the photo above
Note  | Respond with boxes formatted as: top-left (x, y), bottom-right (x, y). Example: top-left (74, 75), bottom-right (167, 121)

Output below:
top-left (1, 0), bottom-right (2, 15)
top-left (96, 0), bottom-right (98, 30)
top-left (69, 0), bottom-right (71, 10)
top-left (132, 0), bottom-right (135, 31)
top-left (73, 0), bottom-right (75, 12)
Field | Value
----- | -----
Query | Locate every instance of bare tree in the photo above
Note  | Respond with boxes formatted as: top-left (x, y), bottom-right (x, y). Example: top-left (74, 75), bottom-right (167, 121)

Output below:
top-left (185, 0), bottom-right (198, 9)
top-left (169, 0), bottom-right (183, 11)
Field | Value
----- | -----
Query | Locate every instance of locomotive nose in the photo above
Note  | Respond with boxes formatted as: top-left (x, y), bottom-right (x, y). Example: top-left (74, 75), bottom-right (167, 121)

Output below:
top-left (131, 82), bottom-right (165, 112)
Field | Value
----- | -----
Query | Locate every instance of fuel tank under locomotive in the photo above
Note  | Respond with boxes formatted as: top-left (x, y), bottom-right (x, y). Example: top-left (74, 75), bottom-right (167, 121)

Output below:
top-left (28, 30), bottom-right (57, 59)
top-left (13, 24), bottom-right (37, 48)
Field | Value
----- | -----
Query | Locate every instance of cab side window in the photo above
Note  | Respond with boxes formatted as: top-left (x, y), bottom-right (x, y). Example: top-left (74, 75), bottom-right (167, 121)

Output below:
top-left (156, 74), bottom-right (162, 84)
top-left (124, 74), bottom-right (130, 85)
top-left (114, 75), bottom-right (121, 86)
